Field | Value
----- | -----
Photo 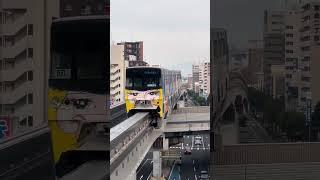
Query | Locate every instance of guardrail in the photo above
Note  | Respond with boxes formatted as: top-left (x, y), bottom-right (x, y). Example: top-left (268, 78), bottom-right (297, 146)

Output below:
top-left (172, 106), bottom-right (210, 114)
top-left (110, 113), bottom-right (149, 167)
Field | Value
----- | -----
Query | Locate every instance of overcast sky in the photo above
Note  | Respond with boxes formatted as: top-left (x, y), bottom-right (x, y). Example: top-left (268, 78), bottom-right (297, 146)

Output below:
top-left (111, 0), bottom-right (210, 76)
top-left (111, 0), bottom-right (285, 76)
top-left (212, 0), bottom-right (281, 48)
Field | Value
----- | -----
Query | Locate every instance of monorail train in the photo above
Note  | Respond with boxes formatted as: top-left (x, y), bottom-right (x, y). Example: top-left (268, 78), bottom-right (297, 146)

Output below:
top-left (48, 15), bottom-right (108, 174)
top-left (125, 67), bottom-right (181, 125)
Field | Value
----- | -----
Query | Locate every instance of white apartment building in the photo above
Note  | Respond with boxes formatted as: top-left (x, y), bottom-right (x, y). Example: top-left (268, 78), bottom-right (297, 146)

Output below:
top-left (192, 62), bottom-right (210, 97)
top-left (110, 44), bottom-right (126, 107)
top-left (199, 62), bottom-right (210, 97)
top-left (299, 0), bottom-right (320, 109)
top-left (0, 0), bottom-right (59, 139)
top-left (282, 0), bottom-right (320, 111)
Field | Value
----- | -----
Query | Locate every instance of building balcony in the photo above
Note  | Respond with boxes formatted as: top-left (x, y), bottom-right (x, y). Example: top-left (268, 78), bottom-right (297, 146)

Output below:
top-left (1, 36), bottom-right (30, 59)
top-left (0, 58), bottom-right (33, 82)
top-left (0, 81), bottom-right (32, 105)
top-left (1, 15), bottom-right (26, 35)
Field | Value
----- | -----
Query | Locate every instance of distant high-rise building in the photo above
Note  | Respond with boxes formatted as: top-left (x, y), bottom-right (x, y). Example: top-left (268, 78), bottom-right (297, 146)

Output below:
top-left (187, 74), bottom-right (193, 90)
top-left (116, 41), bottom-right (146, 67)
top-left (60, 0), bottom-right (108, 17)
top-left (117, 41), bottom-right (143, 61)
top-left (196, 62), bottom-right (211, 97)
top-left (280, 1), bottom-right (320, 111)
top-left (192, 64), bottom-right (200, 92)
top-left (111, 44), bottom-right (126, 107)
top-left (263, 9), bottom-right (286, 97)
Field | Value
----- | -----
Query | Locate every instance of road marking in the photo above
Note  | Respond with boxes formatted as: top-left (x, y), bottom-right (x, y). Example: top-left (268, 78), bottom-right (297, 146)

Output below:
top-left (140, 175), bottom-right (143, 180)
top-left (193, 160), bottom-right (195, 164)
top-left (191, 136), bottom-right (194, 149)
top-left (194, 167), bottom-right (196, 172)
top-left (201, 135), bottom-right (205, 149)
top-left (168, 161), bottom-right (177, 180)
top-left (195, 174), bottom-right (198, 180)
top-left (181, 142), bottom-right (183, 149)
top-left (137, 159), bottom-right (152, 174)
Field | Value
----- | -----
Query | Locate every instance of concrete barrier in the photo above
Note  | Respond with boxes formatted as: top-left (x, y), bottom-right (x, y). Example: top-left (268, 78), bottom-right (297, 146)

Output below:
top-left (173, 106), bottom-right (210, 114)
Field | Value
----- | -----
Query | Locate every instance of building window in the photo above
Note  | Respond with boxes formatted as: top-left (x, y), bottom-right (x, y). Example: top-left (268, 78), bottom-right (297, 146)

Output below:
top-left (28, 48), bottom-right (33, 58)
top-left (286, 74), bottom-right (292, 78)
top-left (28, 93), bottom-right (33, 104)
top-left (286, 33), bottom-right (293, 38)
top-left (27, 24), bottom-right (33, 36)
top-left (301, 46), bottom-right (310, 51)
top-left (315, 5), bottom-right (320, 11)
top-left (19, 118), bottom-right (27, 127)
top-left (286, 41), bottom-right (293, 46)
top-left (315, 36), bottom-right (320, 41)
top-left (301, 77), bottom-right (311, 82)
top-left (27, 71), bottom-right (33, 81)
top-left (315, 13), bottom-right (320, 19)
top-left (286, 50), bottom-right (294, 53)
top-left (27, 116), bottom-right (33, 126)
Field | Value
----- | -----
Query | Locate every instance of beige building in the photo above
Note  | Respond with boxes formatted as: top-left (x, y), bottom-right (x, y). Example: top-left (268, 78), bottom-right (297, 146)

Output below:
top-left (271, 65), bottom-right (286, 100)
top-left (111, 44), bottom-right (126, 107)
top-left (282, 1), bottom-right (320, 111)
top-left (198, 62), bottom-right (210, 97)
top-left (0, 0), bottom-right (59, 139)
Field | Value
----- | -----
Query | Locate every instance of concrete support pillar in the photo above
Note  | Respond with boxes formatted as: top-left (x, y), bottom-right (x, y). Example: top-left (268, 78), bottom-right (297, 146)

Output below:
top-left (163, 137), bottom-right (169, 150)
top-left (153, 151), bottom-right (162, 178)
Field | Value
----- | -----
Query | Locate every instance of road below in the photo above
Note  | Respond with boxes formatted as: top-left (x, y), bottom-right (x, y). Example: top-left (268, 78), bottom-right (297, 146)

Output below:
top-left (136, 152), bottom-right (153, 180)
top-left (168, 133), bottom-right (210, 180)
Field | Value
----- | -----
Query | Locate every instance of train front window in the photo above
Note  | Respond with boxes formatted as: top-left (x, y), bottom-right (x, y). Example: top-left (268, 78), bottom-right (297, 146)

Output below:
top-left (126, 77), bottom-right (160, 90)
top-left (50, 19), bottom-right (107, 80)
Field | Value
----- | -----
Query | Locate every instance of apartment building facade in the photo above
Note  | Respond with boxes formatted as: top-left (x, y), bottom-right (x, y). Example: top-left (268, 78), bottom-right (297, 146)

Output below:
top-left (263, 10), bottom-right (286, 97)
top-left (281, 1), bottom-right (320, 111)
top-left (192, 64), bottom-right (200, 93)
top-left (284, 9), bottom-right (301, 111)
top-left (110, 44), bottom-right (126, 107)
top-left (0, 0), bottom-right (59, 140)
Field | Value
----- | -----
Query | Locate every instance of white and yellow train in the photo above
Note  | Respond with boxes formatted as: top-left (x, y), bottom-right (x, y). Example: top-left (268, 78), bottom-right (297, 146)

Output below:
top-left (125, 67), bottom-right (181, 126)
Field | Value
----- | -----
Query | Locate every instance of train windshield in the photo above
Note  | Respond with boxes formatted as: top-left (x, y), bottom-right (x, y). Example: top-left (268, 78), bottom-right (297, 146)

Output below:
top-left (126, 68), bottom-right (161, 90)
top-left (49, 17), bottom-right (108, 93)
